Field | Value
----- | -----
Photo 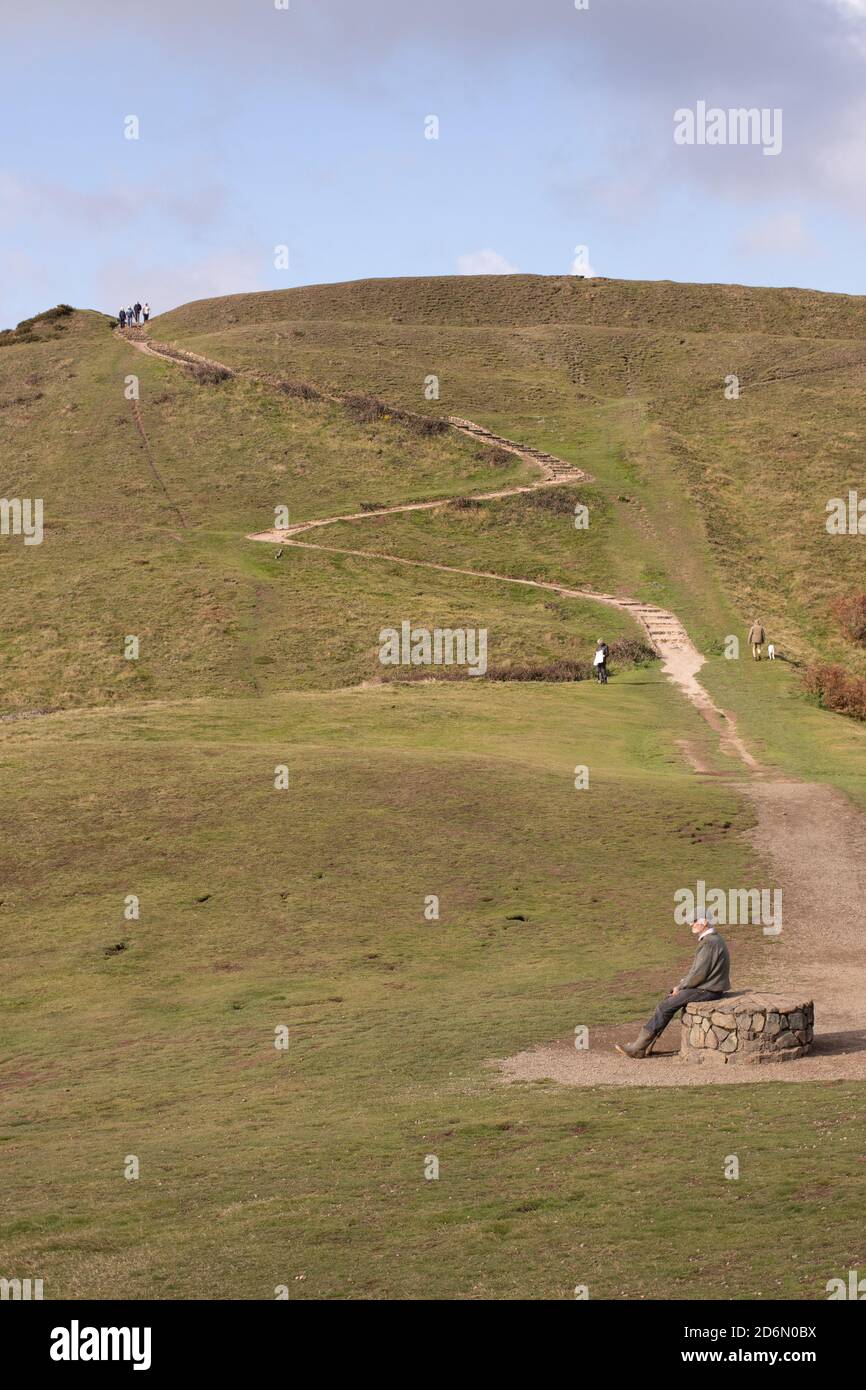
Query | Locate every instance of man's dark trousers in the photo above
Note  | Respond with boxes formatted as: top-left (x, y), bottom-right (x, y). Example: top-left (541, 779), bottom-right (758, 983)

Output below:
top-left (647, 987), bottom-right (723, 1035)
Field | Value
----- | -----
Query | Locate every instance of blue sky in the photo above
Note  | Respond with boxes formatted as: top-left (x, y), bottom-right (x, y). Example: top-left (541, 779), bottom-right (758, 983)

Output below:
top-left (3, 0), bottom-right (866, 325)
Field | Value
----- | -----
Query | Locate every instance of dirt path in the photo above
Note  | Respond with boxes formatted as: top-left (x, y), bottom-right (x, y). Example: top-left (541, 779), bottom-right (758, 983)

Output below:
top-left (121, 329), bottom-right (866, 1086)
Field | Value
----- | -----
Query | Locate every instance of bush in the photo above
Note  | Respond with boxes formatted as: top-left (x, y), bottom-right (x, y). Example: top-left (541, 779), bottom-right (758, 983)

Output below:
top-left (187, 362), bottom-right (232, 385)
top-left (342, 392), bottom-right (389, 424)
top-left (450, 495), bottom-right (485, 510)
top-left (275, 377), bottom-right (325, 402)
top-left (830, 592), bottom-right (866, 645)
top-left (609, 636), bottom-right (657, 666)
top-left (519, 486), bottom-right (584, 516)
top-left (402, 412), bottom-right (449, 436)
top-left (386, 636), bottom-right (656, 683)
top-left (341, 392), bottom-right (448, 435)
top-left (477, 445), bottom-right (514, 468)
top-left (803, 663), bottom-right (866, 721)
top-left (14, 304), bottom-right (74, 334)
top-left (0, 304), bottom-right (75, 346)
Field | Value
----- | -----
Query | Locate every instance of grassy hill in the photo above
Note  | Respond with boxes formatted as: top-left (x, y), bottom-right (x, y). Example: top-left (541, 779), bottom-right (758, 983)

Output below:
top-left (1, 308), bottom-right (640, 709)
top-left (155, 275), bottom-right (866, 700)
top-left (3, 278), bottom-right (866, 1299)
top-left (157, 273), bottom-right (866, 336)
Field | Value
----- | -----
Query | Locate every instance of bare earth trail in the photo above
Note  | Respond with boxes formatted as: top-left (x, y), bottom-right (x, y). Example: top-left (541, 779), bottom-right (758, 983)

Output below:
top-left (123, 330), bottom-right (866, 1086)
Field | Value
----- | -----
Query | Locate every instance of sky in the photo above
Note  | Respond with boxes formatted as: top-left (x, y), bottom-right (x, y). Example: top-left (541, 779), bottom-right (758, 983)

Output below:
top-left (3, 0), bottom-right (866, 325)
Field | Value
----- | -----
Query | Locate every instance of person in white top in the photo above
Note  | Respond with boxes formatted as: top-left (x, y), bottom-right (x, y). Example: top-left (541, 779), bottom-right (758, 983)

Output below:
top-left (142, 302), bottom-right (150, 323)
top-left (593, 639), bottom-right (609, 683)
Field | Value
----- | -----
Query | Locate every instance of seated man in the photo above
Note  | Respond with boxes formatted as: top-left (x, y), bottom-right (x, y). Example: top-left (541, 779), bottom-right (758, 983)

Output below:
top-left (615, 915), bottom-right (731, 1059)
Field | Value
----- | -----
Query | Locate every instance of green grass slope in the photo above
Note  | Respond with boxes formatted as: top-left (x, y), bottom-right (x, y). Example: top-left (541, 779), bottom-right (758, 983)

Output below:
top-left (3, 309), bottom-right (639, 709)
top-left (154, 276), bottom-right (866, 664)
top-left (11, 683), bottom-right (853, 1302)
top-left (3, 279), bottom-right (866, 1301)
top-left (154, 274), bottom-right (866, 790)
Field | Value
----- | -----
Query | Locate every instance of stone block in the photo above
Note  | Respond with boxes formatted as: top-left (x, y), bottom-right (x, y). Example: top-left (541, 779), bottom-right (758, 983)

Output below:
top-left (680, 992), bottom-right (814, 1065)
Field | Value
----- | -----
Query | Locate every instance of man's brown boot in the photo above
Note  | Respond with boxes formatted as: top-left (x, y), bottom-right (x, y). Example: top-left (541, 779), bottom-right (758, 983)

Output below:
top-left (615, 1025), bottom-right (657, 1059)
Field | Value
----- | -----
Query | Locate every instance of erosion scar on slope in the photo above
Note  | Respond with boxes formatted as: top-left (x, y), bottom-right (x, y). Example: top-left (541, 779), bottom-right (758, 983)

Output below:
top-left (128, 396), bottom-right (187, 531)
top-left (121, 331), bottom-right (866, 1087)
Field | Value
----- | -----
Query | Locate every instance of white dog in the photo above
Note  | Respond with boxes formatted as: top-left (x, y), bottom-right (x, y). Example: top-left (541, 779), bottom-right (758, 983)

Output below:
top-left (767, 643), bottom-right (776, 660)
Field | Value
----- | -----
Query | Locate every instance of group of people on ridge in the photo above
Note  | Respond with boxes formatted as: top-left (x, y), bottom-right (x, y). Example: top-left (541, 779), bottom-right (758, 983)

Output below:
top-left (118, 301), bottom-right (149, 329)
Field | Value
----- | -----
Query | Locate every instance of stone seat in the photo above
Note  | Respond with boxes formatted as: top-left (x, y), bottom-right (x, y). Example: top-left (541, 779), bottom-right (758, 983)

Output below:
top-left (680, 991), bottom-right (814, 1065)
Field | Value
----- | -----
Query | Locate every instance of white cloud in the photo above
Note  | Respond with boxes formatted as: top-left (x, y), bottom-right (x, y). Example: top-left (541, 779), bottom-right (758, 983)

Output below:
top-left (456, 249), bottom-right (519, 275)
top-left (736, 212), bottom-right (816, 257)
top-left (0, 171), bottom-right (228, 234)
top-left (826, 0), bottom-right (866, 17)
top-left (97, 249), bottom-right (268, 316)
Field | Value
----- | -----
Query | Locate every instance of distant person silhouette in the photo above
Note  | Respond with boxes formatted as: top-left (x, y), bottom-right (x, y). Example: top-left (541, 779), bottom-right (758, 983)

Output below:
top-left (142, 302), bottom-right (150, 323)
top-left (118, 308), bottom-right (126, 328)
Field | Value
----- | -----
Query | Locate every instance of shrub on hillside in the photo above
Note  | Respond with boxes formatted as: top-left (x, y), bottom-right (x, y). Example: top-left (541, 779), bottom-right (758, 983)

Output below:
top-left (341, 391), bottom-right (448, 435)
top-left (830, 592), bottom-right (866, 645)
top-left (449, 495), bottom-right (485, 510)
top-left (14, 304), bottom-right (74, 334)
top-left (0, 304), bottom-right (75, 345)
top-left (386, 636), bottom-right (656, 683)
top-left (342, 392), bottom-right (390, 424)
top-left (803, 663), bottom-right (866, 721)
top-left (275, 377), bottom-right (325, 401)
top-left (187, 362), bottom-right (232, 385)
top-left (610, 636), bottom-right (657, 666)
top-left (403, 412), bottom-right (449, 436)
top-left (520, 486), bottom-right (584, 516)
top-left (477, 445), bottom-right (514, 467)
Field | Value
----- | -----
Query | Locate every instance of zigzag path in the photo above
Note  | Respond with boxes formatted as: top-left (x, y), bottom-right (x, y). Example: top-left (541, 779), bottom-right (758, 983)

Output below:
top-left (120, 327), bottom-right (866, 1085)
